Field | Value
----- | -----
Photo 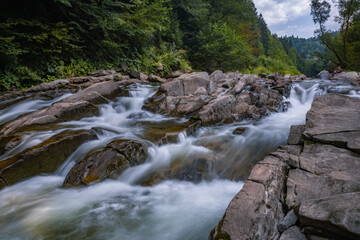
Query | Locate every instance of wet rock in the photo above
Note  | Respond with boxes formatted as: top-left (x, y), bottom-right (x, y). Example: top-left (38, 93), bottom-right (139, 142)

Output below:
top-left (0, 130), bottom-right (97, 188)
top-left (331, 71), bottom-right (359, 84)
top-left (318, 70), bottom-right (332, 80)
top-left (303, 94), bottom-right (360, 153)
top-left (211, 156), bottom-right (288, 240)
top-left (232, 127), bottom-right (248, 135)
top-left (279, 226), bottom-right (307, 240)
top-left (63, 139), bottom-right (147, 187)
top-left (231, 79), bottom-right (247, 94)
top-left (287, 125), bottom-right (305, 145)
top-left (0, 81), bottom-right (122, 138)
top-left (195, 95), bottom-right (235, 125)
top-left (90, 69), bottom-right (116, 77)
top-left (299, 192), bottom-right (360, 240)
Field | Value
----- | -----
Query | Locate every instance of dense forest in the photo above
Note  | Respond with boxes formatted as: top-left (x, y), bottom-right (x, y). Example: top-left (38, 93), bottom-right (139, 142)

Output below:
top-left (1, 0), bottom-right (359, 90)
top-left (0, 0), bottom-right (304, 90)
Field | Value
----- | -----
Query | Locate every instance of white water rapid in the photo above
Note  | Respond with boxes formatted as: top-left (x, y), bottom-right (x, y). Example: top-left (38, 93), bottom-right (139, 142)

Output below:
top-left (0, 79), bottom-right (356, 239)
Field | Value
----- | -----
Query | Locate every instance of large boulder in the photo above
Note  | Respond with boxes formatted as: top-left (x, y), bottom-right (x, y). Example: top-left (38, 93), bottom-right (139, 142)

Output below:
top-left (318, 70), bottom-right (332, 80)
top-left (63, 139), bottom-right (147, 187)
top-left (0, 129), bottom-right (97, 188)
top-left (331, 71), bottom-right (359, 84)
top-left (0, 80), bottom-right (123, 138)
top-left (303, 93), bottom-right (360, 153)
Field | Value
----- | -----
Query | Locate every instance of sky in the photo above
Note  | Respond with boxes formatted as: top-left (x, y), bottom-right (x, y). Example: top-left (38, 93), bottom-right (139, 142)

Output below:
top-left (253, 0), bottom-right (340, 38)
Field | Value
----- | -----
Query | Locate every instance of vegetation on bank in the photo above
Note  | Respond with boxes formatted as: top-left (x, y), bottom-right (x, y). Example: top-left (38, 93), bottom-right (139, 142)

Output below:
top-left (2, 0), bottom-right (357, 91)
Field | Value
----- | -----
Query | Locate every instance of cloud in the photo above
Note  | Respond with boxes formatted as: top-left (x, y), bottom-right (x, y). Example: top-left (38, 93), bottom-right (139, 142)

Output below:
top-left (254, 0), bottom-right (311, 26)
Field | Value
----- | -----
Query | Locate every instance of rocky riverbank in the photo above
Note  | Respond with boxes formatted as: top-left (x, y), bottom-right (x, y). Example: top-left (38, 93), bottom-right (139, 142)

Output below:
top-left (210, 93), bottom-right (360, 240)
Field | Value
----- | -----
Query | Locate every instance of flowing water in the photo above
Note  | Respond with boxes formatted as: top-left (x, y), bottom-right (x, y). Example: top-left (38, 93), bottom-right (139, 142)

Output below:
top-left (0, 79), bottom-right (358, 240)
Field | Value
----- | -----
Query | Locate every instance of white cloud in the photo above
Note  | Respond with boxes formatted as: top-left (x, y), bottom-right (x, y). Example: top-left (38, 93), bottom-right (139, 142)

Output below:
top-left (254, 0), bottom-right (311, 26)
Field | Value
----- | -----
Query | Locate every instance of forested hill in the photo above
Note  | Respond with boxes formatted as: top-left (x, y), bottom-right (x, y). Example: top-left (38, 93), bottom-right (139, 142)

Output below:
top-left (1, 0), bottom-right (307, 90)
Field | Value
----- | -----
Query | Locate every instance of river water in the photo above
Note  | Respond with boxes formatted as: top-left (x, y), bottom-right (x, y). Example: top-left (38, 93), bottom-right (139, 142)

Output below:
top-left (0, 79), bottom-right (359, 239)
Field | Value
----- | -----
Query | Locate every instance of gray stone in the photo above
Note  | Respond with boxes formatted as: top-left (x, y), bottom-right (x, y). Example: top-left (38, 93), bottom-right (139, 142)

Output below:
top-left (25, 79), bottom-right (69, 93)
top-left (90, 69), bottom-right (116, 77)
top-left (63, 139), bottom-right (147, 187)
top-left (279, 226), bottom-right (308, 240)
top-left (331, 71), bottom-right (359, 84)
top-left (288, 125), bottom-right (305, 145)
top-left (278, 209), bottom-right (298, 233)
top-left (232, 79), bottom-right (247, 94)
top-left (233, 127), bottom-right (248, 135)
top-left (299, 192), bottom-right (360, 240)
top-left (196, 95), bottom-right (235, 125)
top-left (318, 70), bottom-right (332, 80)
top-left (129, 70), bottom-right (141, 79)
top-left (209, 70), bottom-right (226, 83)
top-left (303, 94), bottom-right (360, 153)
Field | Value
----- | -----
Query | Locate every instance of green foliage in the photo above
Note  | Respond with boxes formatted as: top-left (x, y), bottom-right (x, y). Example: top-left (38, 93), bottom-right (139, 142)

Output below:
top-left (192, 22), bottom-right (252, 72)
top-left (247, 56), bottom-right (300, 76)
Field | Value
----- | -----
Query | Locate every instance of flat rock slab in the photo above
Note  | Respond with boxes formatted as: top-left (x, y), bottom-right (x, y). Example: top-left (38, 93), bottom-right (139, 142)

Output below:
top-left (303, 93), bottom-right (360, 152)
top-left (0, 129), bottom-right (97, 188)
top-left (300, 192), bottom-right (360, 239)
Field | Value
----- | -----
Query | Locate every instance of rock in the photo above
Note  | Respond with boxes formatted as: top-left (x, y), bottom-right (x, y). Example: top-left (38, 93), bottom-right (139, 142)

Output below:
top-left (259, 72), bottom-right (267, 78)
top-left (286, 143), bottom-right (360, 210)
top-left (333, 66), bottom-right (342, 74)
top-left (129, 70), bottom-right (141, 79)
top-left (279, 226), bottom-right (308, 240)
top-left (287, 125), bottom-right (305, 145)
top-left (25, 79), bottom-right (69, 93)
top-left (277, 209), bottom-right (298, 233)
top-left (299, 192), bottom-right (360, 240)
top-left (63, 139), bottom-right (147, 187)
top-left (0, 130), bottom-right (97, 188)
top-left (118, 62), bottom-right (128, 73)
top-left (303, 94), bottom-right (360, 153)
top-left (180, 72), bottom-right (210, 95)
top-left (268, 72), bottom-right (282, 81)
top-left (195, 95), bottom-right (235, 125)
top-left (211, 156), bottom-right (288, 240)
top-left (168, 70), bottom-right (183, 78)
top-left (209, 70), bottom-right (227, 83)
top-left (90, 69), bottom-right (116, 77)
top-left (0, 81), bottom-right (122, 138)
top-left (231, 79), bottom-right (247, 94)
top-left (318, 70), bottom-right (332, 80)
top-left (194, 87), bottom-right (208, 96)
top-left (242, 74), bottom-right (259, 85)
top-left (159, 79), bottom-right (184, 96)
top-left (331, 71), bottom-right (360, 84)
top-left (233, 127), bottom-right (248, 135)
top-left (284, 74), bottom-right (291, 79)
top-left (148, 74), bottom-right (166, 83)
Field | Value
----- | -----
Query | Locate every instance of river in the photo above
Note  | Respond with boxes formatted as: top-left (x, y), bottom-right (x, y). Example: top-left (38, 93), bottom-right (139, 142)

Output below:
top-left (0, 79), bottom-right (359, 239)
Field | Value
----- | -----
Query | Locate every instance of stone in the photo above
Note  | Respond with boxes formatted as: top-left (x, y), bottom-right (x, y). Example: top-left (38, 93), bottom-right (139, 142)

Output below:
top-left (303, 93), bottom-right (360, 153)
top-left (148, 74), bottom-right (166, 83)
top-left (209, 70), bottom-right (227, 83)
top-left (25, 79), bottom-right (69, 93)
top-left (318, 70), bottom-right (332, 80)
top-left (211, 157), bottom-right (288, 240)
top-left (90, 69), bottom-right (116, 77)
top-left (331, 71), bottom-right (359, 84)
top-left (277, 209), bottom-right (298, 233)
top-left (0, 130), bottom-right (97, 188)
top-left (232, 127), bottom-right (248, 135)
top-left (180, 72), bottom-right (210, 95)
top-left (195, 95), bottom-right (235, 125)
top-left (268, 72), bottom-right (282, 81)
top-left (299, 192), bottom-right (360, 240)
top-left (168, 70), bottom-right (183, 78)
top-left (287, 125), bottom-right (305, 145)
top-left (0, 81), bottom-right (122, 138)
top-left (63, 139), bottom-right (147, 187)
top-left (231, 79), bottom-right (247, 94)
top-left (279, 226), bottom-right (307, 240)
top-left (119, 62), bottom-right (128, 73)
top-left (129, 70), bottom-right (141, 79)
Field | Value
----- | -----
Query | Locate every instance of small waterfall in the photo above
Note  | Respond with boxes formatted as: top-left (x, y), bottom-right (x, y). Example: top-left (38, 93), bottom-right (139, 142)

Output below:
top-left (0, 79), bottom-right (358, 240)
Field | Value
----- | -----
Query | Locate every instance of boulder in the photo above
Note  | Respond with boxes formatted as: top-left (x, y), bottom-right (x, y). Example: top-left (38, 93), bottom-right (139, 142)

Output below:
top-left (268, 72), bottom-right (282, 81)
top-left (287, 125), bottom-right (305, 145)
top-left (129, 70), bottom-right (141, 79)
top-left (0, 80), bottom-right (122, 138)
top-left (211, 155), bottom-right (289, 240)
top-left (303, 94), bottom-right (360, 153)
top-left (331, 71), bottom-right (359, 84)
top-left (233, 127), bottom-right (248, 135)
top-left (231, 79), bottom-right (247, 95)
top-left (209, 70), bottom-right (227, 83)
top-left (90, 69), bottom-right (116, 77)
top-left (299, 192), bottom-right (360, 240)
top-left (63, 139), bottom-right (147, 187)
top-left (279, 226), bottom-right (307, 240)
top-left (180, 72), bottom-right (210, 95)
top-left (318, 70), bottom-right (332, 80)
top-left (148, 74), bottom-right (166, 83)
top-left (0, 129), bottom-right (97, 188)
top-left (25, 79), bottom-right (70, 93)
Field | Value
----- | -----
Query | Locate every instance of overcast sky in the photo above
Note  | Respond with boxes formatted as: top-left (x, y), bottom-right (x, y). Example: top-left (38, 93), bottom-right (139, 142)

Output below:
top-left (253, 0), bottom-right (340, 38)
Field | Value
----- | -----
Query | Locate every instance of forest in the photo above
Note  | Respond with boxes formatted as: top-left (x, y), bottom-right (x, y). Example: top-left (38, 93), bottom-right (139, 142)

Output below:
top-left (0, 0), bottom-right (359, 90)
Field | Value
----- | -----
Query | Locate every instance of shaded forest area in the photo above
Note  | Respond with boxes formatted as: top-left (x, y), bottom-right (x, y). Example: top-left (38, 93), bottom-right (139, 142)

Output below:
top-left (0, 0), bottom-right (326, 90)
